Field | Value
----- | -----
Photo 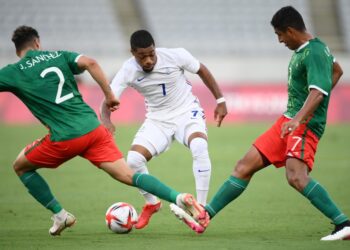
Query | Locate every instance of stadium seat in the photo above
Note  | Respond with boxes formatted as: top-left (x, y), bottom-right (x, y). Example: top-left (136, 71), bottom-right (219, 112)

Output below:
top-left (0, 0), bottom-right (127, 59)
top-left (136, 0), bottom-right (312, 56)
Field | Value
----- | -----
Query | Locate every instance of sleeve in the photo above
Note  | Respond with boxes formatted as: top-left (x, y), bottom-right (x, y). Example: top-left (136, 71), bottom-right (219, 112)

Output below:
top-left (62, 51), bottom-right (84, 75)
top-left (0, 80), bottom-right (9, 91)
top-left (304, 48), bottom-right (333, 96)
top-left (0, 69), bottom-right (13, 92)
top-left (172, 48), bottom-right (200, 74)
top-left (110, 64), bottom-right (130, 99)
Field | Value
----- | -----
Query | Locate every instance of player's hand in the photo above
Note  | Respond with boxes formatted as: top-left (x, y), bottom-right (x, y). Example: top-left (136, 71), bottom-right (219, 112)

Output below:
top-left (281, 119), bottom-right (300, 138)
top-left (214, 103), bottom-right (228, 127)
top-left (105, 95), bottom-right (120, 112)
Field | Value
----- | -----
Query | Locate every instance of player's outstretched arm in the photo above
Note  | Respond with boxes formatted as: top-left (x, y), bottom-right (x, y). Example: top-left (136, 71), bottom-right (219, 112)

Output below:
top-left (77, 55), bottom-right (119, 111)
top-left (197, 63), bottom-right (227, 127)
top-left (100, 99), bottom-right (116, 134)
top-left (332, 60), bottom-right (343, 89)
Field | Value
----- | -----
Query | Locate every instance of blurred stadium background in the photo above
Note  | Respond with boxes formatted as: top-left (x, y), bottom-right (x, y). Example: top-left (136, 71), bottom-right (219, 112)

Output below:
top-left (1, 0), bottom-right (350, 124)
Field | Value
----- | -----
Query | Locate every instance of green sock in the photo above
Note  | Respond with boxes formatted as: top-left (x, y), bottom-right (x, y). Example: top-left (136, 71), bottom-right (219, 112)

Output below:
top-left (132, 173), bottom-right (180, 203)
top-left (302, 179), bottom-right (348, 225)
top-left (19, 171), bottom-right (62, 214)
top-left (205, 176), bottom-right (248, 219)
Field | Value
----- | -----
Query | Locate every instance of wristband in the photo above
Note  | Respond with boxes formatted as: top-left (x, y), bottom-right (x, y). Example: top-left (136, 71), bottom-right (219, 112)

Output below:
top-left (216, 97), bottom-right (226, 104)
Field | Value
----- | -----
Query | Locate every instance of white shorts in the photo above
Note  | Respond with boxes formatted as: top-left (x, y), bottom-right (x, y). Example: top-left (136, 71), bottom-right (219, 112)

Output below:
top-left (132, 104), bottom-right (207, 156)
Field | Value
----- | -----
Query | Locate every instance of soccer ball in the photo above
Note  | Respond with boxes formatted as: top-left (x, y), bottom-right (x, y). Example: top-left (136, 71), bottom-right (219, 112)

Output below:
top-left (105, 202), bottom-right (138, 234)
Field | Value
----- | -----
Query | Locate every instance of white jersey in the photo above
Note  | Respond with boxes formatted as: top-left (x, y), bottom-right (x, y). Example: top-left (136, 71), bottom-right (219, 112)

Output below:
top-left (110, 48), bottom-right (201, 121)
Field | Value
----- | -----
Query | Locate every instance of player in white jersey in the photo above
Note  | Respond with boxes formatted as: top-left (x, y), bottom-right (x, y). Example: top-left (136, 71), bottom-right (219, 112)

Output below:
top-left (101, 30), bottom-right (227, 229)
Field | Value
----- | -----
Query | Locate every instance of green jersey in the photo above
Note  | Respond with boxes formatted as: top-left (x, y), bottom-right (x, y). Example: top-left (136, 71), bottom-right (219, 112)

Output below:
top-left (0, 50), bottom-right (100, 141)
top-left (284, 38), bottom-right (333, 138)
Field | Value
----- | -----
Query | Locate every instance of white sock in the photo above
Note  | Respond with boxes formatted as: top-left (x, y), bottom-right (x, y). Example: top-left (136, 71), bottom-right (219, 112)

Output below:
top-left (142, 193), bottom-right (159, 205)
top-left (175, 194), bottom-right (182, 206)
top-left (196, 190), bottom-right (208, 206)
top-left (54, 209), bottom-right (67, 219)
top-left (127, 150), bottom-right (158, 204)
top-left (190, 138), bottom-right (211, 206)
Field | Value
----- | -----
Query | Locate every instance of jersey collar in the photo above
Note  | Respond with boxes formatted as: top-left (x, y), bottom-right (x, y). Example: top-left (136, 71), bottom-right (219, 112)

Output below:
top-left (296, 41), bottom-right (309, 52)
top-left (24, 50), bottom-right (36, 58)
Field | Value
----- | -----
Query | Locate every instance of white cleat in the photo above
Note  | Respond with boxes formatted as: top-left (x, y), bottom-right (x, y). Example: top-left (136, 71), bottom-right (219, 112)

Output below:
top-left (49, 211), bottom-right (76, 236)
top-left (321, 220), bottom-right (350, 241)
top-left (321, 226), bottom-right (350, 241)
top-left (170, 203), bottom-right (205, 234)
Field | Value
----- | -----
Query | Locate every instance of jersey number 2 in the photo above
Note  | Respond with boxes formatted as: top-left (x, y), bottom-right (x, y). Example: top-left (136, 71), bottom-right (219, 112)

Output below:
top-left (40, 67), bottom-right (74, 104)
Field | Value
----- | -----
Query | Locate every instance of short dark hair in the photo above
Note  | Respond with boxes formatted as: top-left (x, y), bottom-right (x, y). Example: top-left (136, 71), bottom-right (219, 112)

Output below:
top-left (12, 26), bottom-right (39, 51)
top-left (130, 30), bottom-right (155, 50)
top-left (271, 6), bottom-right (306, 32)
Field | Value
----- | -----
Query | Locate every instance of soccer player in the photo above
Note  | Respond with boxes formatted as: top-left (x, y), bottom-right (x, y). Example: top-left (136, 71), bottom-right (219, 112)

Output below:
top-left (100, 30), bottom-right (227, 229)
top-left (172, 6), bottom-right (350, 240)
top-left (0, 26), bottom-right (209, 236)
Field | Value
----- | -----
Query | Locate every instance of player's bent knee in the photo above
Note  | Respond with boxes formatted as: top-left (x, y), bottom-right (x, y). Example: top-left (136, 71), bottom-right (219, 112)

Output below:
top-left (286, 175), bottom-right (297, 187)
top-left (286, 174), bottom-right (306, 191)
top-left (127, 151), bottom-right (147, 172)
top-left (13, 159), bottom-right (22, 175)
top-left (189, 137), bottom-right (208, 159)
top-left (232, 159), bottom-right (254, 179)
top-left (190, 138), bottom-right (211, 172)
top-left (12, 152), bottom-right (35, 176)
top-left (191, 138), bottom-right (211, 191)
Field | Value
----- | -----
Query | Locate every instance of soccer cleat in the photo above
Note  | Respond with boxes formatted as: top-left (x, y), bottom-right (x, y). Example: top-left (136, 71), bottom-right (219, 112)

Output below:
top-left (176, 193), bottom-right (210, 228)
top-left (134, 201), bottom-right (162, 229)
top-left (170, 203), bottom-right (205, 234)
top-left (321, 221), bottom-right (350, 241)
top-left (49, 211), bottom-right (76, 236)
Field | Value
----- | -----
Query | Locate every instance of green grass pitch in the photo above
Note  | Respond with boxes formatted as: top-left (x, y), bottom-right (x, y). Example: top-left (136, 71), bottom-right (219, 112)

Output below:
top-left (0, 123), bottom-right (349, 250)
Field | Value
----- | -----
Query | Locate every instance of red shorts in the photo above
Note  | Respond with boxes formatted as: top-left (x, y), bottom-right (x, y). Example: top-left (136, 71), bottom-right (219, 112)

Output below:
top-left (24, 125), bottom-right (123, 168)
top-left (253, 115), bottom-right (319, 170)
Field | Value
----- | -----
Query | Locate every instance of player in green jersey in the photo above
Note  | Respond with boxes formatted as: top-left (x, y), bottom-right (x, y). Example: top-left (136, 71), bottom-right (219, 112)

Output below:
top-left (0, 26), bottom-right (208, 236)
top-left (171, 6), bottom-right (350, 240)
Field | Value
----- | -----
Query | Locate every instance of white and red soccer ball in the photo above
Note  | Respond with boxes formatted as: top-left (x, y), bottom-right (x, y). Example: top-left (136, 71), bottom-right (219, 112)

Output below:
top-left (105, 202), bottom-right (138, 234)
